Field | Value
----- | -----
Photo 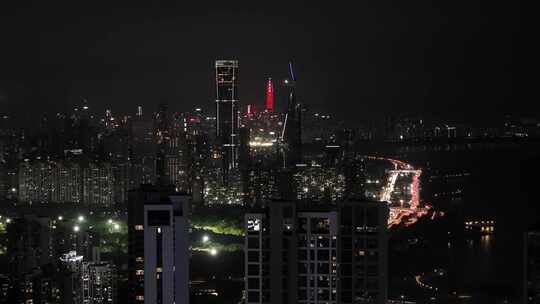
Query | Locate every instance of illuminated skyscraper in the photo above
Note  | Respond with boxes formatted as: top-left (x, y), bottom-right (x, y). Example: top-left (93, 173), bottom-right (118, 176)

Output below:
top-left (215, 60), bottom-right (239, 181)
top-left (265, 78), bottom-right (274, 112)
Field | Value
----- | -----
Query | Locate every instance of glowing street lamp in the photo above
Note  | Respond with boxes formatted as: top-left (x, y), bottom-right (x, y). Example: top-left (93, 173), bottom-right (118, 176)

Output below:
top-left (73, 225), bottom-right (80, 232)
top-left (202, 235), bottom-right (209, 243)
top-left (210, 248), bottom-right (218, 256)
top-left (58, 216), bottom-right (63, 221)
top-left (114, 224), bottom-right (120, 231)
top-left (108, 219), bottom-right (113, 225)
top-left (78, 216), bottom-right (84, 222)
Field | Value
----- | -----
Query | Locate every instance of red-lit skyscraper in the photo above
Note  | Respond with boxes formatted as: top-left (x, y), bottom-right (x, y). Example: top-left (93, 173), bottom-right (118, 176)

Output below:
top-left (265, 78), bottom-right (274, 112)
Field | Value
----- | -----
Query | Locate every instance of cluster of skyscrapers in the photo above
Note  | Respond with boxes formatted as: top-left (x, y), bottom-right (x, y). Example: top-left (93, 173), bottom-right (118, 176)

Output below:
top-left (0, 59), bottom-right (391, 304)
top-left (1, 59), bottom-right (367, 210)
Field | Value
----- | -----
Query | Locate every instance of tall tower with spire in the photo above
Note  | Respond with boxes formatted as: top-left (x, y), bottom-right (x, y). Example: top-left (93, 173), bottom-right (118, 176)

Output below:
top-left (282, 62), bottom-right (303, 168)
top-left (265, 78), bottom-right (274, 112)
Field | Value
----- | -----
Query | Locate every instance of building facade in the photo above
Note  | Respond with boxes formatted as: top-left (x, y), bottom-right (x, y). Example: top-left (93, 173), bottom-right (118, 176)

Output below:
top-left (128, 185), bottom-right (190, 304)
top-left (245, 199), bottom-right (388, 304)
top-left (81, 261), bottom-right (117, 304)
top-left (526, 224), bottom-right (540, 303)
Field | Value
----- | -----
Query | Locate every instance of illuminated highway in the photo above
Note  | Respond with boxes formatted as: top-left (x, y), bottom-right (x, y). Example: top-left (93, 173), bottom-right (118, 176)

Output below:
top-left (367, 156), bottom-right (431, 227)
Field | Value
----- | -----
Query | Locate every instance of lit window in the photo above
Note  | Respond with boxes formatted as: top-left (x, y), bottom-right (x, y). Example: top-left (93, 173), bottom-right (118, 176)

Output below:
top-left (156, 267), bottom-right (162, 273)
top-left (136, 257), bottom-right (143, 262)
top-left (135, 225), bottom-right (144, 231)
top-left (136, 295), bottom-right (144, 301)
top-left (136, 270), bottom-right (144, 276)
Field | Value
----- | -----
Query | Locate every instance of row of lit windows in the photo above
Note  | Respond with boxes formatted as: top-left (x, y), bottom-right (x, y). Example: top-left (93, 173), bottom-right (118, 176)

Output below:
top-left (297, 235), bottom-right (337, 248)
top-left (298, 249), bottom-right (337, 261)
top-left (298, 262), bottom-right (337, 275)
top-left (298, 275), bottom-right (336, 288)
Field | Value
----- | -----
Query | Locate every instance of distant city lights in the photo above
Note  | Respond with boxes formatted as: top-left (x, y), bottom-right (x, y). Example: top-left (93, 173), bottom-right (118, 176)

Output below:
top-left (249, 141), bottom-right (274, 147)
top-left (59, 251), bottom-right (83, 263)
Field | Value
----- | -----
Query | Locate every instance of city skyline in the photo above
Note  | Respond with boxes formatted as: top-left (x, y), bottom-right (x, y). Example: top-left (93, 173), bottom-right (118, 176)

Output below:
top-left (0, 2), bottom-right (532, 304)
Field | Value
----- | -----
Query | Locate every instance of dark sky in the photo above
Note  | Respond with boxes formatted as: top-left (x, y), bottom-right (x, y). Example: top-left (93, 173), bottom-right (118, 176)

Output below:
top-left (0, 1), bottom-right (524, 125)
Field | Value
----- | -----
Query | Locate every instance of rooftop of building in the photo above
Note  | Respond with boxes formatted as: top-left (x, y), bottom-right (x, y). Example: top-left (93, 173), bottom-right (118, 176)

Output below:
top-left (248, 198), bottom-right (386, 214)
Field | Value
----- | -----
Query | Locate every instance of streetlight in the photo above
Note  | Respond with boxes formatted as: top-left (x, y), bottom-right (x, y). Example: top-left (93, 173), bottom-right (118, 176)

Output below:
top-left (202, 235), bottom-right (209, 243)
top-left (58, 216), bottom-right (63, 221)
top-left (210, 248), bottom-right (218, 256)
top-left (73, 225), bottom-right (80, 232)
top-left (114, 224), bottom-right (120, 231)
top-left (78, 216), bottom-right (84, 222)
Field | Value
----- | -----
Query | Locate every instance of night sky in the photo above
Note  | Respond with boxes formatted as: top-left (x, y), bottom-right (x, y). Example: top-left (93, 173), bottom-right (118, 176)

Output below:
top-left (0, 1), bottom-right (523, 125)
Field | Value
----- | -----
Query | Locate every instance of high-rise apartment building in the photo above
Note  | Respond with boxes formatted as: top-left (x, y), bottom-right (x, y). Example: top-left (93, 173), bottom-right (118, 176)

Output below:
top-left (18, 160), bottom-right (116, 206)
top-left (52, 161), bottom-right (82, 203)
top-left (525, 223), bottom-right (540, 303)
top-left (128, 185), bottom-right (190, 304)
top-left (18, 160), bottom-right (80, 204)
top-left (18, 161), bottom-right (54, 203)
top-left (81, 261), bottom-right (117, 304)
top-left (59, 250), bottom-right (84, 304)
top-left (245, 199), bottom-right (388, 304)
top-left (130, 112), bottom-right (157, 187)
top-left (82, 162), bottom-right (114, 207)
top-left (343, 157), bottom-right (366, 200)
